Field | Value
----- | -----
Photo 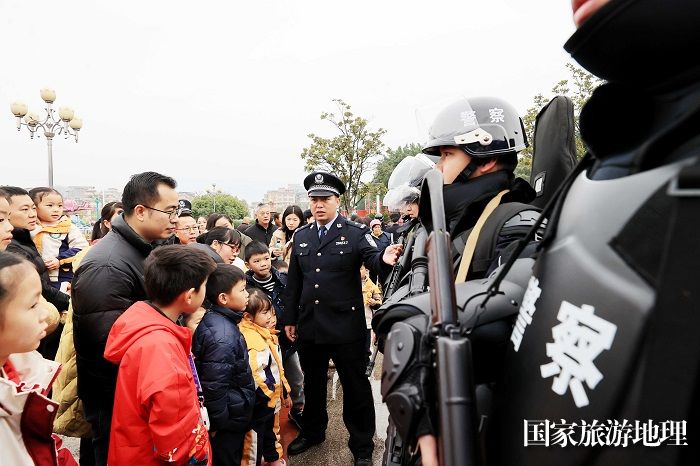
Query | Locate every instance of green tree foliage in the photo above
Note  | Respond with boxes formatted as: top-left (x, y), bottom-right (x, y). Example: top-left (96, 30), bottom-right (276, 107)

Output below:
top-left (366, 143), bottom-right (424, 199)
top-left (516, 63), bottom-right (602, 179)
top-left (191, 193), bottom-right (249, 220)
top-left (301, 99), bottom-right (387, 213)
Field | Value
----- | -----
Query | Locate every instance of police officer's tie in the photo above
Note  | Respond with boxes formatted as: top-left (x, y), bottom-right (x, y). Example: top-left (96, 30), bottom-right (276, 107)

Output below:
top-left (319, 225), bottom-right (327, 242)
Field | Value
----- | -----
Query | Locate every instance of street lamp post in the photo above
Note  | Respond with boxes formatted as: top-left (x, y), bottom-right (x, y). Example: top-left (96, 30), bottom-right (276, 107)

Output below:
top-left (10, 88), bottom-right (83, 187)
top-left (206, 183), bottom-right (221, 213)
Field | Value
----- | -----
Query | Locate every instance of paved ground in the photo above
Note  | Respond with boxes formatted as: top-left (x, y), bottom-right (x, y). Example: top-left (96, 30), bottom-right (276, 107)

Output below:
top-left (287, 354), bottom-right (387, 466)
top-left (61, 354), bottom-right (388, 466)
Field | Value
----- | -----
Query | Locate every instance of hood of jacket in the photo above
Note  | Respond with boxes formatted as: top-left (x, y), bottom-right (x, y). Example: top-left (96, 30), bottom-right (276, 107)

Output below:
top-left (104, 301), bottom-right (192, 365)
top-left (1, 352), bottom-right (60, 416)
top-left (238, 318), bottom-right (276, 351)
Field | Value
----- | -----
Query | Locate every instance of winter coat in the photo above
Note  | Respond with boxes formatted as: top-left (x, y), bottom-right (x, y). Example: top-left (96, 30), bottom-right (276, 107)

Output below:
top-left (245, 269), bottom-right (295, 356)
top-left (52, 305), bottom-right (91, 438)
top-left (371, 231), bottom-right (393, 251)
top-left (51, 250), bottom-right (92, 438)
top-left (71, 214), bottom-right (154, 408)
top-left (238, 319), bottom-right (290, 411)
top-left (0, 351), bottom-right (77, 466)
top-left (192, 305), bottom-right (256, 434)
top-left (32, 216), bottom-right (89, 284)
top-left (7, 228), bottom-right (70, 312)
top-left (244, 221), bottom-right (277, 247)
top-left (104, 301), bottom-right (212, 466)
top-left (362, 276), bottom-right (382, 329)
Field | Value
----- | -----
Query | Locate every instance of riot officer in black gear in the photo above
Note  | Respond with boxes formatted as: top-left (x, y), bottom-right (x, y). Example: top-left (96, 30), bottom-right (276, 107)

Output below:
top-left (373, 97), bottom-right (543, 465)
top-left (378, 0), bottom-right (700, 465)
top-left (422, 96), bottom-right (538, 280)
top-left (380, 97), bottom-right (539, 301)
top-left (490, 0), bottom-right (700, 464)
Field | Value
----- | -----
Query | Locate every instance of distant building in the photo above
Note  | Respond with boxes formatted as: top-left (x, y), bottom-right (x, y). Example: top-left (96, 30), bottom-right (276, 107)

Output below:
top-left (261, 184), bottom-right (308, 212)
top-left (54, 185), bottom-right (122, 224)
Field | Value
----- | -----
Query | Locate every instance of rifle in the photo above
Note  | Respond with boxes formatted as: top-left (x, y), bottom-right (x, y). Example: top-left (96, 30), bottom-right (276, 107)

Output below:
top-left (367, 218), bottom-right (420, 377)
top-left (380, 170), bottom-right (478, 466)
top-left (422, 169), bottom-right (478, 466)
top-left (383, 218), bottom-right (419, 301)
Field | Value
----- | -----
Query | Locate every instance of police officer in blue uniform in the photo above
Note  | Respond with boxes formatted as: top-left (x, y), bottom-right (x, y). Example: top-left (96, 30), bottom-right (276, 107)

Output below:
top-left (284, 171), bottom-right (402, 466)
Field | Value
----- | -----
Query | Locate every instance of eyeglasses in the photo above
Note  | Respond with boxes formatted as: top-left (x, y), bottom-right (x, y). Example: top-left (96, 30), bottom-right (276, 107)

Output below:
top-left (215, 239), bottom-right (240, 250)
top-left (176, 226), bottom-right (199, 232)
top-left (143, 205), bottom-right (182, 220)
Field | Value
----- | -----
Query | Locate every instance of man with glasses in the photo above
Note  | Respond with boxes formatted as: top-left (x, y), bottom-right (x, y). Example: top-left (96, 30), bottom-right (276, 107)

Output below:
top-left (174, 199), bottom-right (199, 245)
top-left (72, 171), bottom-right (180, 466)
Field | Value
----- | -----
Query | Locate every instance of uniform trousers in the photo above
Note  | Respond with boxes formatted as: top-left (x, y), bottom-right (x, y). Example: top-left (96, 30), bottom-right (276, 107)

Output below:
top-left (297, 338), bottom-right (375, 457)
top-left (283, 351), bottom-right (305, 409)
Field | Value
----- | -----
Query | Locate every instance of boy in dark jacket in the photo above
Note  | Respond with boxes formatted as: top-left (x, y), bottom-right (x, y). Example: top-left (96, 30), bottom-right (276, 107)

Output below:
top-left (244, 241), bottom-right (305, 428)
top-left (192, 264), bottom-right (256, 466)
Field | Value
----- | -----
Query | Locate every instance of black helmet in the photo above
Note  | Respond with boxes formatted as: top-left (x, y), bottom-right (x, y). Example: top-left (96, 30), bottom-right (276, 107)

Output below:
top-left (423, 96), bottom-right (528, 158)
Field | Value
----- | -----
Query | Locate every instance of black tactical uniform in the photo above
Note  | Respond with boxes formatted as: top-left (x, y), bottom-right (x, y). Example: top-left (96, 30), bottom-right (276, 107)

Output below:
top-left (284, 172), bottom-right (390, 462)
top-left (490, 1), bottom-right (700, 464)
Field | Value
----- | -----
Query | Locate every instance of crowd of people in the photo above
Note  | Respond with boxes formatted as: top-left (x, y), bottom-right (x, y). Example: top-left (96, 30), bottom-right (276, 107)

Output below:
top-left (3, 1), bottom-right (699, 465)
top-left (0, 171), bottom-right (403, 466)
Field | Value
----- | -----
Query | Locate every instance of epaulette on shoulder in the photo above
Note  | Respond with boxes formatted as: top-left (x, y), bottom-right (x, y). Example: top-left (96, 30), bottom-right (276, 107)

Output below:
top-left (295, 223), bottom-right (313, 233)
top-left (347, 221), bottom-right (367, 230)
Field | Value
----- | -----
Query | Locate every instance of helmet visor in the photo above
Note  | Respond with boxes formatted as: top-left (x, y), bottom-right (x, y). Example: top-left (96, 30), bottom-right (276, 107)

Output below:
top-left (384, 154), bottom-right (435, 211)
top-left (383, 185), bottom-right (420, 211)
top-left (387, 154), bottom-right (435, 190)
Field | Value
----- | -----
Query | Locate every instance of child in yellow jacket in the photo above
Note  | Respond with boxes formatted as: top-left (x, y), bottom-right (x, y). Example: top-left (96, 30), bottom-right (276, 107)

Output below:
top-left (239, 288), bottom-right (290, 466)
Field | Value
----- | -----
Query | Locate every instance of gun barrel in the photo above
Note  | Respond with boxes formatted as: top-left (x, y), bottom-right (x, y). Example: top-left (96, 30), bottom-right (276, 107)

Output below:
top-left (436, 335), bottom-right (478, 466)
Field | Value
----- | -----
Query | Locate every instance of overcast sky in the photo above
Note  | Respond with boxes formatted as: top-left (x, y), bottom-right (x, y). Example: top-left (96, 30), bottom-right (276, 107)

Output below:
top-left (0, 0), bottom-right (576, 203)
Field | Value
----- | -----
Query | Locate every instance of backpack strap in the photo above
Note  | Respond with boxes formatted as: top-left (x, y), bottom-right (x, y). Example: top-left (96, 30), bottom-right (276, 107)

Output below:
top-left (454, 190), bottom-right (509, 283)
top-left (452, 200), bottom-right (540, 282)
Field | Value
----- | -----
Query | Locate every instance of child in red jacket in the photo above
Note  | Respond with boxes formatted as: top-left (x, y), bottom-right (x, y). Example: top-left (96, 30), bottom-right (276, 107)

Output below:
top-left (104, 245), bottom-right (217, 465)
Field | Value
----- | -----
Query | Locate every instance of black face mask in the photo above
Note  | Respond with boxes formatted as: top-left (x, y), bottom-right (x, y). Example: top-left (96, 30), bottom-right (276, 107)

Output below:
top-left (441, 171), bottom-right (513, 235)
top-left (565, 0), bottom-right (700, 91)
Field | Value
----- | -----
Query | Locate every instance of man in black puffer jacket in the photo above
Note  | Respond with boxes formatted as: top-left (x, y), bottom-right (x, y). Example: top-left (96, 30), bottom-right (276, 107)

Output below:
top-left (71, 172), bottom-right (180, 466)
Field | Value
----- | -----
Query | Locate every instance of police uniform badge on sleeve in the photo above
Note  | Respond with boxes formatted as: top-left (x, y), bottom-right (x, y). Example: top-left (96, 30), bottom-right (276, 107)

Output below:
top-left (365, 234), bottom-right (377, 248)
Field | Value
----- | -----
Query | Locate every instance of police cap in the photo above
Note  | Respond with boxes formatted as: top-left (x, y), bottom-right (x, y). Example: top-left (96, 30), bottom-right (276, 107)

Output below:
top-left (178, 199), bottom-right (192, 216)
top-left (304, 171), bottom-right (346, 197)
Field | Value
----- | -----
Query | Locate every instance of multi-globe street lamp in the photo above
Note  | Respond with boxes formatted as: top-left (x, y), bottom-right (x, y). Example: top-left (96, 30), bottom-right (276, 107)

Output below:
top-left (10, 88), bottom-right (83, 187)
